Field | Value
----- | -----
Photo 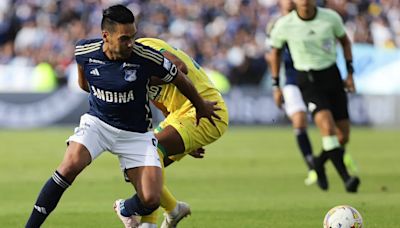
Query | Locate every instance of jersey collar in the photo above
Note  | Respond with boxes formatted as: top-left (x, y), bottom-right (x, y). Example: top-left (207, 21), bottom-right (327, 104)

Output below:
top-left (295, 7), bottom-right (318, 21)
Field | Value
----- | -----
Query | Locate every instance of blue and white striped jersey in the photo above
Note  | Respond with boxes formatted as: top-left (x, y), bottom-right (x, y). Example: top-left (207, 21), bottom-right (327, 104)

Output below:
top-left (75, 38), bottom-right (177, 133)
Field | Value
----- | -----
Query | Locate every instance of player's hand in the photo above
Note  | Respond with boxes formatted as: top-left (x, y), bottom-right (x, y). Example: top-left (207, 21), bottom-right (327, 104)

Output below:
top-left (189, 147), bottom-right (205, 159)
top-left (196, 100), bottom-right (221, 126)
top-left (344, 74), bottom-right (356, 93)
top-left (273, 88), bottom-right (284, 109)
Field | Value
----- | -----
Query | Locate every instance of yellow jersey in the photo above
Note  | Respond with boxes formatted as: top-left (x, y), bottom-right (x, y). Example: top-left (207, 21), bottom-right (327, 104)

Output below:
top-left (137, 38), bottom-right (223, 113)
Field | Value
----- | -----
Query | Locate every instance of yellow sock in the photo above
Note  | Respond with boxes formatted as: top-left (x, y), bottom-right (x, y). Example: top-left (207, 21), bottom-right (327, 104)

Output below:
top-left (156, 147), bottom-right (177, 213)
top-left (161, 185), bottom-right (177, 213)
top-left (140, 208), bottom-right (160, 224)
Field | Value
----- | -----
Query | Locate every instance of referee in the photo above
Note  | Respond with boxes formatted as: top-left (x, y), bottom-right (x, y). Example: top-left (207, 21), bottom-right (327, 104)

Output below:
top-left (269, 0), bottom-right (360, 192)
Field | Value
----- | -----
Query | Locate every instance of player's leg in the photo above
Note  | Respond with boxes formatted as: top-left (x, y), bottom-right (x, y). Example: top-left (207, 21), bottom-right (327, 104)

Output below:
top-left (139, 149), bottom-right (165, 227)
top-left (335, 119), bottom-right (360, 191)
top-left (336, 120), bottom-right (358, 174)
top-left (156, 126), bottom-right (192, 227)
top-left (283, 85), bottom-right (315, 185)
top-left (138, 124), bottom-right (187, 227)
top-left (312, 109), bottom-right (339, 190)
top-left (123, 166), bottom-right (163, 214)
top-left (329, 80), bottom-right (360, 192)
top-left (113, 131), bottom-right (163, 227)
top-left (156, 125), bottom-right (185, 156)
top-left (314, 110), bottom-right (355, 192)
top-left (292, 111), bottom-right (313, 169)
top-left (115, 166), bottom-right (162, 228)
top-left (291, 111), bottom-right (317, 185)
top-left (26, 114), bottom-right (103, 228)
top-left (25, 142), bottom-right (91, 228)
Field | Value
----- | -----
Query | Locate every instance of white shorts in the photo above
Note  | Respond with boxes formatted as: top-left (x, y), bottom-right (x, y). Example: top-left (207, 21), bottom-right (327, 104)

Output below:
top-left (282, 84), bottom-right (307, 117)
top-left (67, 114), bottom-right (161, 170)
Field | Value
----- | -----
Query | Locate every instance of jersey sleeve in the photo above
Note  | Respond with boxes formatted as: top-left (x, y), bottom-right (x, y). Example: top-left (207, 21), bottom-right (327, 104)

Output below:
top-left (269, 18), bottom-right (286, 49)
top-left (329, 10), bottom-right (346, 38)
top-left (134, 43), bottom-right (178, 83)
top-left (74, 39), bottom-right (88, 65)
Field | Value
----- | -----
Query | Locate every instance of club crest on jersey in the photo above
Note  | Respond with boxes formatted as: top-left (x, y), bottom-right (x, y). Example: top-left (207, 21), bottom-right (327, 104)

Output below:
top-left (124, 69), bottom-right (137, 82)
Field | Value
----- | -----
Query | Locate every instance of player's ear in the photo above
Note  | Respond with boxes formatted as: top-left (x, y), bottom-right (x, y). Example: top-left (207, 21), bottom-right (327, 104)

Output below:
top-left (102, 31), bottom-right (109, 42)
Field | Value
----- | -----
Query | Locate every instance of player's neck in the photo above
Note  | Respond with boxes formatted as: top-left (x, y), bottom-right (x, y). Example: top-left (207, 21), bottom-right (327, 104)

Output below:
top-left (103, 43), bottom-right (118, 61)
top-left (296, 7), bottom-right (317, 21)
top-left (282, 9), bottom-right (292, 15)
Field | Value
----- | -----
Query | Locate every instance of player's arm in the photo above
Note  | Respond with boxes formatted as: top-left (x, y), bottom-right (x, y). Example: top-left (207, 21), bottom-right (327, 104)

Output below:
top-left (332, 9), bottom-right (355, 93)
top-left (151, 100), bottom-right (169, 117)
top-left (268, 47), bottom-right (284, 109)
top-left (172, 70), bottom-right (221, 126)
top-left (77, 64), bottom-right (89, 92)
top-left (338, 34), bottom-right (356, 93)
top-left (150, 51), bottom-right (188, 86)
top-left (161, 51), bottom-right (188, 74)
top-left (144, 43), bottom-right (220, 125)
top-left (268, 18), bottom-right (285, 109)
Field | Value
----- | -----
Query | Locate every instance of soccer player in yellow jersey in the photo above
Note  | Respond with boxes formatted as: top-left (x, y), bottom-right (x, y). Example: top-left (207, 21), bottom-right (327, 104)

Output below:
top-left (137, 38), bottom-right (229, 228)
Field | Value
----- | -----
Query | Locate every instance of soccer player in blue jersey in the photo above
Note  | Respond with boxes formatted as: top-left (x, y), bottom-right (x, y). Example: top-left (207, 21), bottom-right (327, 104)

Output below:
top-left (25, 5), bottom-right (220, 228)
top-left (266, 0), bottom-right (317, 186)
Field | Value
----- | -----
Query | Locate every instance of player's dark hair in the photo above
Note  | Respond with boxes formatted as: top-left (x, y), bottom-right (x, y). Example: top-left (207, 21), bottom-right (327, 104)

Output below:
top-left (101, 4), bottom-right (135, 32)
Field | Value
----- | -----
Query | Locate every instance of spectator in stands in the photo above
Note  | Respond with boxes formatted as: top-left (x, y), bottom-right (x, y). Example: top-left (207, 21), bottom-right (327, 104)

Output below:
top-left (0, 0), bottom-right (399, 91)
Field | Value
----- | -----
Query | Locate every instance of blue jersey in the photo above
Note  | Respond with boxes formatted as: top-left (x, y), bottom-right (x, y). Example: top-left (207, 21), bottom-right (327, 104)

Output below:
top-left (75, 38), bottom-right (177, 133)
top-left (282, 44), bottom-right (297, 85)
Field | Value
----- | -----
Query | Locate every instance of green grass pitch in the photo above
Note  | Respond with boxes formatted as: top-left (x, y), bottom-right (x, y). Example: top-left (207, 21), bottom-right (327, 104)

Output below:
top-left (0, 126), bottom-right (399, 227)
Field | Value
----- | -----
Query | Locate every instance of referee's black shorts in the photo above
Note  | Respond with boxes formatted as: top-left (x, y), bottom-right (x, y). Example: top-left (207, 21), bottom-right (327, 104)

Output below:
top-left (296, 64), bottom-right (349, 121)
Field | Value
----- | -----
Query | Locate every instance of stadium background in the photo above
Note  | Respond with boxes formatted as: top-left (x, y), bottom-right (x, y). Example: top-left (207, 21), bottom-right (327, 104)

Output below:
top-left (1, 0), bottom-right (400, 128)
top-left (1, 0), bottom-right (400, 227)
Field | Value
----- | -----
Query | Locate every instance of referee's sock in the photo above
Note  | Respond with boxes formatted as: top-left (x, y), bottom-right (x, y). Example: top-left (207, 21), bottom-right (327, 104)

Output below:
top-left (26, 171), bottom-right (71, 228)
top-left (294, 128), bottom-right (314, 170)
top-left (322, 136), bottom-right (351, 182)
top-left (328, 148), bottom-right (351, 182)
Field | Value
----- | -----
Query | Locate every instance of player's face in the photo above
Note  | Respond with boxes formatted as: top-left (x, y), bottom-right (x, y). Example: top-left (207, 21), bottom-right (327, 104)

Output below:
top-left (105, 23), bottom-right (137, 60)
top-left (294, 0), bottom-right (316, 9)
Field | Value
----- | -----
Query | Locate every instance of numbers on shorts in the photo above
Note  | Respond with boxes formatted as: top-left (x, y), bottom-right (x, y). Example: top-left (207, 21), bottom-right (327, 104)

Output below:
top-left (148, 85), bottom-right (162, 100)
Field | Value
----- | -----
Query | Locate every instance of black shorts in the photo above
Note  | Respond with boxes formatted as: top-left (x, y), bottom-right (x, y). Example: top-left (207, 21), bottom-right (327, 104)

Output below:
top-left (296, 64), bottom-right (349, 121)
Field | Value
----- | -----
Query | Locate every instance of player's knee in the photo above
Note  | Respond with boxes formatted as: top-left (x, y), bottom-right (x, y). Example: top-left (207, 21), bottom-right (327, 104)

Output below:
top-left (58, 159), bottom-right (86, 181)
top-left (338, 135), bottom-right (349, 145)
top-left (140, 193), bottom-right (160, 209)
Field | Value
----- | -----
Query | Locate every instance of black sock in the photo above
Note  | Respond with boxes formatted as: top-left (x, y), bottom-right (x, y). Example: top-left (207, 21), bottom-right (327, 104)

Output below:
top-left (295, 128), bottom-right (314, 169)
top-left (327, 148), bottom-right (351, 182)
top-left (319, 149), bottom-right (330, 164)
top-left (26, 171), bottom-right (71, 228)
top-left (121, 194), bottom-right (158, 216)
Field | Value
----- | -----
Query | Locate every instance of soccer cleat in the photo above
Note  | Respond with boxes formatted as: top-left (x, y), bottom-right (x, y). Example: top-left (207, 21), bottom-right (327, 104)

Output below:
top-left (161, 201), bottom-right (191, 228)
top-left (304, 169), bottom-right (318, 186)
top-left (314, 157), bottom-right (329, 190)
top-left (345, 176), bottom-right (360, 193)
top-left (114, 199), bottom-right (139, 228)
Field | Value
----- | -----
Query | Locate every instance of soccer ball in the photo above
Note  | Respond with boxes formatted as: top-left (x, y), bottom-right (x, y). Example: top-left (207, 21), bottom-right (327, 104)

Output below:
top-left (323, 205), bottom-right (363, 228)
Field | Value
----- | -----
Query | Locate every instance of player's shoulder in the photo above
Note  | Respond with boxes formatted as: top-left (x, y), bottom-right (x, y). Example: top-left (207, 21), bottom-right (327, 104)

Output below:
top-left (133, 41), bottom-right (164, 65)
top-left (75, 38), bottom-right (103, 57)
top-left (317, 7), bottom-right (342, 20)
top-left (266, 16), bottom-right (280, 35)
top-left (274, 11), bottom-right (296, 28)
top-left (136, 38), bottom-right (168, 49)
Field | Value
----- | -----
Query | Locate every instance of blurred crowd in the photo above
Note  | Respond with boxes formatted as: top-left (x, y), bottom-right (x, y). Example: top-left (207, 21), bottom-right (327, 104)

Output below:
top-left (0, 0), bottom-right (399, 88)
